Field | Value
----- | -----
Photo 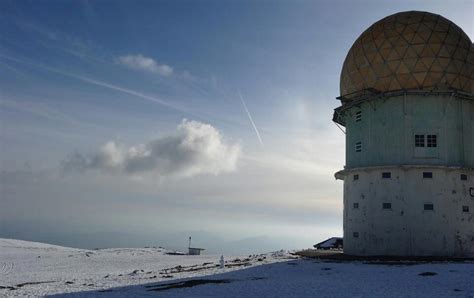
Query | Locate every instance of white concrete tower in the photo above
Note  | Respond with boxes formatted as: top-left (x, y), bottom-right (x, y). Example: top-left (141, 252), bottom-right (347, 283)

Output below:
top-left (333, 11), bottom-right (474, 257)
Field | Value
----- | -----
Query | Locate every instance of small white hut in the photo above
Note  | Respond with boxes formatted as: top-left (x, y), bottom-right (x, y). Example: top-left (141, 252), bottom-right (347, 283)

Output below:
top-left (187, 236), bottom-right (205, 255)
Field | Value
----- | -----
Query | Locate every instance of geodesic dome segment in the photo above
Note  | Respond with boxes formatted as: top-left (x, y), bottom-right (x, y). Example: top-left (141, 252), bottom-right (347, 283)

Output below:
top-left (340, 11), bottom-right (474, 98)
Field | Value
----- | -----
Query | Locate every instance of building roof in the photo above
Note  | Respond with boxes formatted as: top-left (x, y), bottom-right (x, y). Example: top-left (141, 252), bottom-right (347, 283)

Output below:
top-left (340, 11), bottom-right (473, 100)
top-left (314, 237), bottom-right (343, 249)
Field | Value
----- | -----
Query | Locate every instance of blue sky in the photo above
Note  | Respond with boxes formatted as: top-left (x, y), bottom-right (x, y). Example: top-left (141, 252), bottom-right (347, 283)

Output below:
top-left (1, 0), bottom-right (473, 253)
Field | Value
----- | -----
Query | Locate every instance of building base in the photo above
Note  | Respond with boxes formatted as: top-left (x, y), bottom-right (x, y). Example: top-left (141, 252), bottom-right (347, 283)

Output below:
top-left (336, 165), bottom-right (474, 257)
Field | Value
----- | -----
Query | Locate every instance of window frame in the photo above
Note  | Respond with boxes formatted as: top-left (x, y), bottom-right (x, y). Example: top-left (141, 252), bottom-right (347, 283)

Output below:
top-left (424, 203), bottom-right (434, 211)
top-left (415, 134), bottom-right (425, 147)
top-left (423, 172), bottom-right (433, 179)
top-left (427, 134), bottom-right (437, 148)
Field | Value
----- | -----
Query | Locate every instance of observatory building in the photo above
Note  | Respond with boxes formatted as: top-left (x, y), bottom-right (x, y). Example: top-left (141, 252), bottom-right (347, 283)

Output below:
top-left (333, 11), bottom-right (474, 257)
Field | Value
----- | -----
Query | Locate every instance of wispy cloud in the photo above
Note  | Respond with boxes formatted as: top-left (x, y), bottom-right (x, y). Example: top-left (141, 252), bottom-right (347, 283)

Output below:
top-left (0, 55), bottom-right (195, 117)
top-left (62, 119), bottom-right (241, 178)
top-left (115, 54), bottom-right (173, 76)
top-left (0, 61), bottom-right (28, 77)
top-left (0, 99), bottom-right (80, 126)
top-left (238, 91), bottom-right (263, 146)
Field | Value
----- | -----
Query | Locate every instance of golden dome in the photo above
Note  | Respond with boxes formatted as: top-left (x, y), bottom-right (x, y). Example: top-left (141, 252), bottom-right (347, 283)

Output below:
top-left (340, 11), bottom-right (473, 98)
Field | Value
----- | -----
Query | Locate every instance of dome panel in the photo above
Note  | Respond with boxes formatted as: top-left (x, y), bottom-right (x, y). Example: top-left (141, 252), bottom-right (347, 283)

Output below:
top-left (340, 11), bottom-right (474, 98)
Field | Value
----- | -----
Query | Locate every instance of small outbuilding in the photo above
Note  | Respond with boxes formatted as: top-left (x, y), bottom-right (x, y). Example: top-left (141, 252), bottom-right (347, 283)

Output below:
top-left (187, 236), bottom-right (205, 255)
top-left (188, 247), bottom-right (205, 255)
top-left (314, 237), bottom-right (343, 250)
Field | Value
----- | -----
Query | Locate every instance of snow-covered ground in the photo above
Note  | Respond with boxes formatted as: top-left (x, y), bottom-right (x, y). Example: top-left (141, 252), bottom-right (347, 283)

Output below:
top-left (0, 238), bottom-right (294, 297)
top-left (1, 238), bottom-right (473, 297)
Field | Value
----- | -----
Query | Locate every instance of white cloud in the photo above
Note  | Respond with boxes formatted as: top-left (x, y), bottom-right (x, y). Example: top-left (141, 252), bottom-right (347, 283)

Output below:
top-left (115, 54), bottom-right (173, 76)
top-left (62, 119), bottom-right (241, 178)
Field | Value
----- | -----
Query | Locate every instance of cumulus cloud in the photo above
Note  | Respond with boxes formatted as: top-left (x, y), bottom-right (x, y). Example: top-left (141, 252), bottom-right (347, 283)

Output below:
top-left (115, 54), bottom-right (173, 76)
top-left (62, 120), bottom-right (241, 178)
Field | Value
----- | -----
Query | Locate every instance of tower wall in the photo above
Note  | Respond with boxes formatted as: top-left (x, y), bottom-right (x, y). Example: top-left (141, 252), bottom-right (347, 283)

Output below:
top-left (337, 93), bottom-right (474, 257)
top-left (340, 166), bottom-right (474, 257)
top-left (344, 94), bottom-right (474, 169)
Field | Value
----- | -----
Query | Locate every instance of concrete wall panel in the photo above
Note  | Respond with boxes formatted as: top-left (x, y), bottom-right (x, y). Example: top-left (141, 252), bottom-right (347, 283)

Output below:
top-left (341, 167), bottom-right (474, 257)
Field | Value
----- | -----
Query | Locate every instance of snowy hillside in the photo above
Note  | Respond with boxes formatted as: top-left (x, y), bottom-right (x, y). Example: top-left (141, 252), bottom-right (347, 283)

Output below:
top-left (1, 238), bottom-right (473, 297)
top-left (60, 259), bottom-right (474, 297)
top-left (0, 238), bottom-right (294, 297)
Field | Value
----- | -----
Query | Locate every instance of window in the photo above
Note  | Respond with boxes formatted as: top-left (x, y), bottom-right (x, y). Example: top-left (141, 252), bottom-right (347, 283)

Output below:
top-left (353, 174), bottom-right (359, 181)
top-left (414, 134), bottom-right (439, 158)
top-left (382, 172), bottom-right (391, 179)
top-left (461, 174), bottom-right (468, 181)
top-left (415, 135), bottom-right (425, 147)
top-left (424, 204), bottom-right (434, 211)
top-left (383, 202), bottom-right (392, 209)
top-left (355, 111), bottom-right (362, 122)
top-left (353, 232), bottom-right (359, 238)
top-left (462, 206), bottom-right (469, 213)
top-left (355, 142), bottom-right (362, 152)
top-left (423, 172), bottom-right (433, 178)
top-left (427, 135), bottom-right (437, 147)
top-left (353, 202), bottom-right (359, 209)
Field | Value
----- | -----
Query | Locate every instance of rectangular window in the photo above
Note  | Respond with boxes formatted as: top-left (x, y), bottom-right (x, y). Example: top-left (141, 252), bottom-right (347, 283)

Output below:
top-left (353, 202), bottom-right (359, 209)
top-left (355, 111), bottom-right (362, 122)
top-left (415, 135), bottom-right (425, 147)
top-left (424, 204), bottom-right (434, 211)
top-left (355, 142), bottom-right (362, 152)
top-left (461, 174), bottom-right (468, 181)
top-left (353, 232), bottom-right (359, 238)
top-left (427, 135), bottom-right (437, 147)
top-left (423, 172), bottom-right (433, 178)
top-left (353, 174), bottom-right (359, 181)
top-left (462, 206), bottom-right (469, 213)
top-left (383, 203), bottom-right (392, 209)
top-left (382, 172), bottom-right (391, 179)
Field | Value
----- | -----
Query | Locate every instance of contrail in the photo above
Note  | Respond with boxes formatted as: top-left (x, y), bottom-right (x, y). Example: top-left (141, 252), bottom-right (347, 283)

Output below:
top-left (238, 91), bottom-right (263, 146)
top-left (73, 75), bottom-right (184, 111)
top-left (0, 61), bottom-right (28, 77)
top-left (0, 54), bottom-right (194, 117)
